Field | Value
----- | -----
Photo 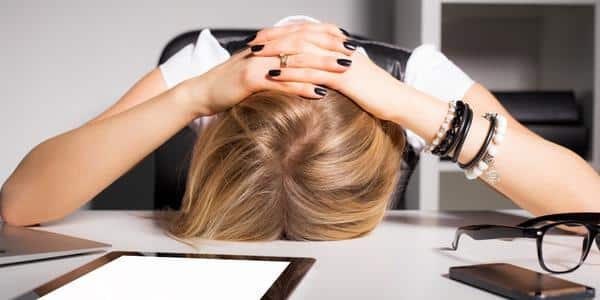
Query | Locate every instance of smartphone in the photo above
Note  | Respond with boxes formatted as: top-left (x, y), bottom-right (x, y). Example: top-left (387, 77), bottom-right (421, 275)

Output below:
top-left (449, 263), bottom-right (595, 300)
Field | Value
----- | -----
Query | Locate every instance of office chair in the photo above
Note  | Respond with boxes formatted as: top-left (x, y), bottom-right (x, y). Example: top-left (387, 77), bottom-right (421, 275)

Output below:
top-left (153, 29), bottom-right (420, 210)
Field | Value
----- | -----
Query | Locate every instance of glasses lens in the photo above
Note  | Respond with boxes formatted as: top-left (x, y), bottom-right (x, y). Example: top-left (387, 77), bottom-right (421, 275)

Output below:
top-left (541, 223), bottom-right (589, 272)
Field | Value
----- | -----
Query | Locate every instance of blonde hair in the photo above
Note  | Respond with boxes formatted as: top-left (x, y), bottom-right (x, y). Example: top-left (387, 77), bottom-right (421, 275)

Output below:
top-left (167, 90), bottom-right (405, 241)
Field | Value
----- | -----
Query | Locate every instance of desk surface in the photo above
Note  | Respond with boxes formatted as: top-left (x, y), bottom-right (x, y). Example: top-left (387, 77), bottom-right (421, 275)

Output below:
top-left (1, 210), bottom-right (598, 299)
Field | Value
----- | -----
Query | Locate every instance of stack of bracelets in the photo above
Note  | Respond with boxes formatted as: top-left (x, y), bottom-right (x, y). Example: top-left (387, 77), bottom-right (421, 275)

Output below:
top-left (424, 100), bottom-right (507, 184)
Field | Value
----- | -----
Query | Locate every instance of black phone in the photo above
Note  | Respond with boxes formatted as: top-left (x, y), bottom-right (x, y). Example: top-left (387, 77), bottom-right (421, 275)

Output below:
top-left (449, 263), bottom-right (595, 300)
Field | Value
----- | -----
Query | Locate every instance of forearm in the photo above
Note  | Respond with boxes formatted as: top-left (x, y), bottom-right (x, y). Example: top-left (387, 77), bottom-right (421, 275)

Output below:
top-left (388, 80), bottom-right (600, 214)
top-left (470, 117), bottom-right (600, 214)
top-left (0, 84), bottom-right (198, 225)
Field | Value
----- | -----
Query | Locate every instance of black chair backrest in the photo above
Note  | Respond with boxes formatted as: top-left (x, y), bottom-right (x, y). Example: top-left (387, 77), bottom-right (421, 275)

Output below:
top-left (154, 29), bottom-right (419, 210)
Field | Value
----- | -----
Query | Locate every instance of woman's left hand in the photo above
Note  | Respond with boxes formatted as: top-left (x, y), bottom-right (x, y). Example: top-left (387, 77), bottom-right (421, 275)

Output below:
top-left (249, 23), bottom-right (407, 122)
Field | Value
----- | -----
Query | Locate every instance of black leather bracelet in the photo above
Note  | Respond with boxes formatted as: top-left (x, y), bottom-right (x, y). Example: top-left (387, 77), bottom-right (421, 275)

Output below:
top-left (446, 102), bottom-right (470, 159)
top-left (450, 103), bottom-right (473, 162)
top-left (436, 128), bottom-right (457, 156)
top-left (459, 114), bottom-right (497, 170)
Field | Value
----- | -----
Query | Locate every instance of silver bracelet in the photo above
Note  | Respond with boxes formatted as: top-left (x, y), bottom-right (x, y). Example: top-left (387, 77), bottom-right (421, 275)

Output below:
top-left (424, 101), bottom-right (457, 153)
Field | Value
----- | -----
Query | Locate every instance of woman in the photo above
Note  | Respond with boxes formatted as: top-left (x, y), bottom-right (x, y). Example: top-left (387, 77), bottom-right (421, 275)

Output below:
top-left (1, 16), bottom-right (598, 240)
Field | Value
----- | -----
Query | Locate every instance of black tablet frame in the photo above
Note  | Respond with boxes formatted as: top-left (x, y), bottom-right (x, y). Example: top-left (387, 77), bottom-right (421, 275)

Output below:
top-left (25, 251), bottom-right (316, 300)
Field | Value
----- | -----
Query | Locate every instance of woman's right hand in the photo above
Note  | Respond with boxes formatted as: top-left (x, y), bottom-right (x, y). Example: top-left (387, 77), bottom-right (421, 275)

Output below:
top-left (178, 22), bottom-right (356, 117)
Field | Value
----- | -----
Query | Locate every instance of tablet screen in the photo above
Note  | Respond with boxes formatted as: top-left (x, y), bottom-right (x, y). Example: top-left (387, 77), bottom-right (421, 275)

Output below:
top-left (29, 252), bottom-right (315, 300)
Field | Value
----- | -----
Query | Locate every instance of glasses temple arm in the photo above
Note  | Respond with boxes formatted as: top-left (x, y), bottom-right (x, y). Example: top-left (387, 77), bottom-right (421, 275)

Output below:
top-left (451, 225), bottom-right (534, 250)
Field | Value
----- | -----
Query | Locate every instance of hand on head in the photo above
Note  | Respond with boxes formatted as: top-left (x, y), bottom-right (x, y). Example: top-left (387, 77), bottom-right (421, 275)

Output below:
top-left (180, 21), bottom-right (402, 123)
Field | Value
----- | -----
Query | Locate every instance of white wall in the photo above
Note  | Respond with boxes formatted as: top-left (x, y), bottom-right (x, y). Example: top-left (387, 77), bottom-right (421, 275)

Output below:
top-left (0, 0), bottom-right (394, 185)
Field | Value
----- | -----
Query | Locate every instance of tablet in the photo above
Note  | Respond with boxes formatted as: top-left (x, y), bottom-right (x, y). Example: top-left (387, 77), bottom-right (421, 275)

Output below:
top-left (17, 251), bottom-right (315, 300)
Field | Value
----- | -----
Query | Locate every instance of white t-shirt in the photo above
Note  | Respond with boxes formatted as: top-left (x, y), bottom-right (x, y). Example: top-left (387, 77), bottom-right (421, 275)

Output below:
top-left (159, 15), bottom-right (474, 152)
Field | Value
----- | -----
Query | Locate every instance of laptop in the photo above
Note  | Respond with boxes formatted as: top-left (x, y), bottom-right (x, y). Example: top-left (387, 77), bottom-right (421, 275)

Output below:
top-left (0, 223), bottom-right (110, 265)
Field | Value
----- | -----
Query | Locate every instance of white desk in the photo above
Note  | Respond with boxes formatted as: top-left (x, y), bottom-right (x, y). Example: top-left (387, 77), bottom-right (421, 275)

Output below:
top-left (1, 210), bottom-right (598, 299)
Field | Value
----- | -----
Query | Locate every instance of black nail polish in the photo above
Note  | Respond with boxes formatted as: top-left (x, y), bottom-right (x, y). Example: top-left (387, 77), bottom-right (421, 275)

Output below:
top-left (343, 40), bottom-right (357, 51)
top-left (314, 87), bottom-right (327, 96)
top-left (243, 33), bottom-right (257, 44)
top-left (339, 28), bottom-right (350, 37)
top-left (251, 44), bottom-right (264, 52)
top-left (268, 69), bottom-right (281, 77)
top-left (337, 58), bottom-right (352, 67)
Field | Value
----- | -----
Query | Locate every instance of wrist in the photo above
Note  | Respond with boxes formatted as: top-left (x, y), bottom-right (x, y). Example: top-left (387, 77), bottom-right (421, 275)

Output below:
top-left (385, 81), bottom-right (414, 125)
top-left (173, 76), bottom-right (212, 118)
top-left (389, 82), bottom-right (448, 134)
top-left (387, 82), bottom-right (467, 158)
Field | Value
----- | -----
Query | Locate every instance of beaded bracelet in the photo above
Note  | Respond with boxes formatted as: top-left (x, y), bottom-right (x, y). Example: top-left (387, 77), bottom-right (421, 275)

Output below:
top-left (433, 101), bottom-right (466, 157)
top-left (424, 101), bottom-right (457, 153)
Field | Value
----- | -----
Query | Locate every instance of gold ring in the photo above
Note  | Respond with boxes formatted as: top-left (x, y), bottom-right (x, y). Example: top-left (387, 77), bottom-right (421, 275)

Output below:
top-left (279, 53), bottom-right (288, 68)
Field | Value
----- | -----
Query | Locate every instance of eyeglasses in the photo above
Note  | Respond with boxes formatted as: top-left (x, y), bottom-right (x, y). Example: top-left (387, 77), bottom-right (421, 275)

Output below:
top-left (450, 213), bottom-right (600, 274)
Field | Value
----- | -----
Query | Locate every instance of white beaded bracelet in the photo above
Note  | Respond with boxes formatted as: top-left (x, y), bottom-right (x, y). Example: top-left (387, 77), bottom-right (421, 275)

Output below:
top-left (464, 113), bottom-right (507, 184)
top-left (424, 101), bottom-right (457, 153)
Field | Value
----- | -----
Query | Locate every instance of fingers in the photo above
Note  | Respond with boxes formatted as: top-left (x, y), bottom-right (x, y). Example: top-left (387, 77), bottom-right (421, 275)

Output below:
top-left (250, 30), bottom-right (357, 57)
top-left (241, 56), bottom-right (330, 99)
top-left (249, 22), bottom-right (348, 45)
top-left (263, 81), bottom-right (328, 99)
top-left (246, 52), bottom-right (352, 74)
top-left (285, 53), bottom-right (352, 72)
top-left (266, 67), bottom-right (338, 89)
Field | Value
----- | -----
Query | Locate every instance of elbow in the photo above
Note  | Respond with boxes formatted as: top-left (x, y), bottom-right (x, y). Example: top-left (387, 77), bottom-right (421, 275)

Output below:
top-left (0, 192), bottom-right (20, 226)
top-left (0, 184), bottom-right (38, 226)
top-left (0, 205), bottom-right (25, 226)
top-left (1, 188), bottom-right (22, 226)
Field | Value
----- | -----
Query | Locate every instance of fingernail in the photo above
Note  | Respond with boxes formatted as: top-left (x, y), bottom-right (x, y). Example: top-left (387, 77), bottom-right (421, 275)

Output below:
top-left (268, 69), bottom-right (281, 77)
top-left (337, 58), bottom-right (352, 67)
top-left (251, 44), bottom-right (264, 52)
top-left (243, 33), bottom-right (257, 44)
top-left (314, 87), bottom-right (328, 96)
top-left (339, 28), bottom-right (350, 37)
top-left (343, 40), bottom-right (357, 51)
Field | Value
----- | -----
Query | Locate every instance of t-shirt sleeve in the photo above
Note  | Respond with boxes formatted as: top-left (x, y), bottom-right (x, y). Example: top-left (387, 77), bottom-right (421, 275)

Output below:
top-left (402, 44), bottom-right (475, 152)
top-left (404, 44), bottom-right (474, 102)
top-left (158, 29), bottom-right (231, 132)
top-left (158, 29), bottom-right (231, 89)
top-left (159, 43), bottom-right (195, 89)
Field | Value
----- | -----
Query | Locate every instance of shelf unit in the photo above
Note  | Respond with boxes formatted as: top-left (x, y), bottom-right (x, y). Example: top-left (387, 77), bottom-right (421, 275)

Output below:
top-left (395, 0), bottom-right (599, 210)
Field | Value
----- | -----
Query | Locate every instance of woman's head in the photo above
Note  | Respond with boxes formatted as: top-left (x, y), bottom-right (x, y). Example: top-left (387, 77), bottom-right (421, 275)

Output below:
top-left (168, 90), bottom-right (405, 241)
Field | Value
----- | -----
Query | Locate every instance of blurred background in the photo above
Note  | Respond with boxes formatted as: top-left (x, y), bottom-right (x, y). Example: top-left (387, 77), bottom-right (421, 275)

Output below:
top-left (0, 0), bottom-right (597, 211)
